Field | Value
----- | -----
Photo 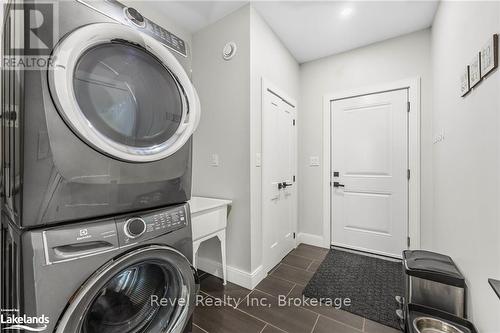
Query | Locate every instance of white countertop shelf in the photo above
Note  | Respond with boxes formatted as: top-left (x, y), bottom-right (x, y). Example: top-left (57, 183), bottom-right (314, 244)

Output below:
top-left (189, 196), bottom-right (232, 215)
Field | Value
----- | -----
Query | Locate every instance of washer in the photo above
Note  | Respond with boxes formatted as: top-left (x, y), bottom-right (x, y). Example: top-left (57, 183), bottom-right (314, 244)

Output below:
top-left (1, 0), bottom-right (200, 228)
top-left (0, 203), bottom-right (199, 333)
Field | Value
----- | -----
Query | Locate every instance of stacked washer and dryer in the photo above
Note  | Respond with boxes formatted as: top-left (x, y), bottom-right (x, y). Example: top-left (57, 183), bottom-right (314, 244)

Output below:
top-left (1, 1), bottom-right (200, 332)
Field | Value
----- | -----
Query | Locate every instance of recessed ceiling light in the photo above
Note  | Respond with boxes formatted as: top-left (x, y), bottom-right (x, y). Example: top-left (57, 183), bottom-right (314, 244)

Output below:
top-left (340, 7), bottom-right (354, 18)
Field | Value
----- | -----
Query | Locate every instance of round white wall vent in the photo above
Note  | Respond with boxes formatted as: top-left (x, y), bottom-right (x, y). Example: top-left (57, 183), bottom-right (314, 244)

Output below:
top-left (222, 42), bottom-right (237, 60)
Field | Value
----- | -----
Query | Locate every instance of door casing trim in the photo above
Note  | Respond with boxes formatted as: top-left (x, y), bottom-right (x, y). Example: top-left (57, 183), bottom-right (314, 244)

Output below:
top-left (322, 77), bottom-right (421, 254)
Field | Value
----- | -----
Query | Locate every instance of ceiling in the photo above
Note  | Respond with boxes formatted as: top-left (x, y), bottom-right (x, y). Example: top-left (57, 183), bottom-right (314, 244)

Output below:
top-left (138, 1), bottom-right (439, 64)
top-left (133, 1), bottom-right (247, 34)
top-left (253, 1), bottom-right (439, 63)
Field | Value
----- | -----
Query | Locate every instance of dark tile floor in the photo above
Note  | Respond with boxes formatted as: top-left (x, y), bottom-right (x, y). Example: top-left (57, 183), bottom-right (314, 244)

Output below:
top-left (193, 244), bottom-right (400, 333)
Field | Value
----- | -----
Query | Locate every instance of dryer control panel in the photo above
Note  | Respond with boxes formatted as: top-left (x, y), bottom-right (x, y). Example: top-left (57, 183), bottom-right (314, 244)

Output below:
top-left (77, 0), bottom-right (188, 57)
top-left (116, 204), bottom-right (188, 246)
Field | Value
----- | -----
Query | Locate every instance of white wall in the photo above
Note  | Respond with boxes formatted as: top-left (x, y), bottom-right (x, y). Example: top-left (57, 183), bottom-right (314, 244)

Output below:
top-left (190, 5), bottom-right (299, 286)
top-left (298, 30), bottom-right (433, 246)
top-left (430, 2), bottom-right (500, 332)
top-left (249, 6), bottom-right (300, 273)
top-left (191, 5), bottom-right (252, 272)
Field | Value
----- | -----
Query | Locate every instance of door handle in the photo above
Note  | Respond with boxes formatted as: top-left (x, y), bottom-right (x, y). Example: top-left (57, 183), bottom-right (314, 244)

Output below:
top-left (282, 182), bottom-right (293, 189)
top-left (333, 182), bottom-right (345, 188)
top-left (52, 241), bottom-right (115, 260)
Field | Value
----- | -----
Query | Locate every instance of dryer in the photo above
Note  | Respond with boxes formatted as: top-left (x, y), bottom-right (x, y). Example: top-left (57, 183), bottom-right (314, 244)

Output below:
top-left (1, 0), bottom-right (200, 228)
top-left (0, 203), bottom-right (199, 333)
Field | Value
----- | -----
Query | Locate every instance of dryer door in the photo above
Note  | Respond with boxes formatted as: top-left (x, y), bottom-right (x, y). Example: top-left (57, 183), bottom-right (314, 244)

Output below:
top-left (55, 245), bottom-right (199, 333)
top-left (48, 23), bottom-right (200, 162)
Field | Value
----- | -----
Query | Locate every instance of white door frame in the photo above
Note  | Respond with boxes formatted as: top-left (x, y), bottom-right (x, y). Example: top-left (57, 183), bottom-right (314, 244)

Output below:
top-left (261, 78), bottom-right (298, 273)
top-left (322, 77), bottom-right (421, 251)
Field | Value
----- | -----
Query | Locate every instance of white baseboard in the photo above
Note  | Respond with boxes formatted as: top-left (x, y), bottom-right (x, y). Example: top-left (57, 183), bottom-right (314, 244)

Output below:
top-left (296, 232), bottom-right (329, 249)
top-left (196, 256), bottom-right (266, 290)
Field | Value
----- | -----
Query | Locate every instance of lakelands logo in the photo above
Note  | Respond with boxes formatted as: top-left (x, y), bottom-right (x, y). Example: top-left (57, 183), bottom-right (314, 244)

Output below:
top-left (0, 312), bottom-right (49, 331)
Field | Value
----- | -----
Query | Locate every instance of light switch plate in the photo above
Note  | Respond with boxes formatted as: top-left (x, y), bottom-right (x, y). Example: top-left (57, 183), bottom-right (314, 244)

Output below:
top-left (310, 156), bottom-right (320, 166)
top-left (210, 153), bottom-right (220, 167)
top-left (255, 153), bottom-right (262, 167)
top-left (433, 129), bottom-right (445, 144)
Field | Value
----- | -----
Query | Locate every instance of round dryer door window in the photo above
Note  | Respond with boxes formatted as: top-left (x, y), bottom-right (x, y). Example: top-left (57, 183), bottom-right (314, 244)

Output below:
top-left (73, 43), bottom-right (183, 149)
top-left (54, 245), bottom-right (198, 333)
top-left (49, 23), bottom-right (200, 162)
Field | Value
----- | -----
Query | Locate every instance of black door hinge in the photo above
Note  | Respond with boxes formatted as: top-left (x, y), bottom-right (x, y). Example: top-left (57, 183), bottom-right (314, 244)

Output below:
top-left (407, 102), bottom-right (411, 112)
top-left (293, 232), bottom-right (296, 239)
top-left (407, 237), bottom-right (411, 247)
top-left (293, 175), bottom-right (296, 182)
top-left (293, 119), bottom-right (296, 126)
top-left (407, 169), bottom-right (411, 180)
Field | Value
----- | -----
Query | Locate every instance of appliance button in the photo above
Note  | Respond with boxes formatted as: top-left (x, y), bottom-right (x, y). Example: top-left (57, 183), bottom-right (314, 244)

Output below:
top-left (124, 217), bottom-right (147, 238)
top-left (125, 7), bottom-right (145, 27)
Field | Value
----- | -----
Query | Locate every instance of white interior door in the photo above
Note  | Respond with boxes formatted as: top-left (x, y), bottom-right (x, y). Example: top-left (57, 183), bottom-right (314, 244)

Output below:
top-left (263, 87), bottom-right (296, 272)
top-left (331, 89), bottom-right (408, 258)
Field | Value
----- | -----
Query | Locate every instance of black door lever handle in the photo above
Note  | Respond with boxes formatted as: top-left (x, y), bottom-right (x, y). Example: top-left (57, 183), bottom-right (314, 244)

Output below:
top-left (333, 182), bottom-right (345, 188)
top-left (282, 182), bottom-right (293, 189)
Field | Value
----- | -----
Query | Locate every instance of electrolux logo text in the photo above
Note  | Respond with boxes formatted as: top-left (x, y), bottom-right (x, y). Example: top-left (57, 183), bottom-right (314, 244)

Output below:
top-left (0, 310), bottom-right (49, 332)
top-left (2, 2), bottom-right (58, 70)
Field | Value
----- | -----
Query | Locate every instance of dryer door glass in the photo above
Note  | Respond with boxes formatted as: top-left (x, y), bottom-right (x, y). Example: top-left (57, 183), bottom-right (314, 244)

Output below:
top-left (49, 23), bottom-right (200, 162)
top-left (73, 43), bottom-right (183, 149)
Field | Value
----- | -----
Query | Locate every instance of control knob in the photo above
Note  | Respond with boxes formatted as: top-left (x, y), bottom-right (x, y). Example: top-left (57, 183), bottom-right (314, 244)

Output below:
top-left (124, 7), bottom-right (145, 27)
top-left (124, 217), bottom-right (146, 239)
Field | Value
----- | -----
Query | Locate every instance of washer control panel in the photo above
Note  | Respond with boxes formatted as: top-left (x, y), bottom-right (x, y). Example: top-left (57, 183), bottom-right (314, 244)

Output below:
top-left (116, 204), bottom-right (188, 246)
top-left (42, 204), bottom-right (189, 264)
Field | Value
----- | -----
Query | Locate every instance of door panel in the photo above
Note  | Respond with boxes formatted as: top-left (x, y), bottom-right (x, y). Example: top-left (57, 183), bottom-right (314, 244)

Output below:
top-left (344, 105), bottom-right (392, 176)
top-left (262, 88), bottom-right (296, 272)
top-left (331, 89), bottom-right (408, 258)
top-left (344, 192), bottom-right (391, 235)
